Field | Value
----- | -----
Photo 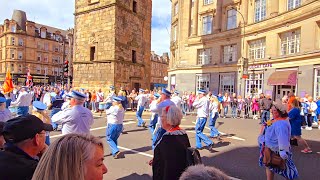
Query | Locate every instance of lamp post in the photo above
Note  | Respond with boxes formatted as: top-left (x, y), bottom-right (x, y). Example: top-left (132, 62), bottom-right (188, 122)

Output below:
top-left (231, 7), bottom-right (246, 97)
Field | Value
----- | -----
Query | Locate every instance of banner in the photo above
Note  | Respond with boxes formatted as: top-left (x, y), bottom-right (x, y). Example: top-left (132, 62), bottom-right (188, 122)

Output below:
top-left (26, 69), bottom-right (33, 87)
top-left (2, 69), bottom-right (14, 94)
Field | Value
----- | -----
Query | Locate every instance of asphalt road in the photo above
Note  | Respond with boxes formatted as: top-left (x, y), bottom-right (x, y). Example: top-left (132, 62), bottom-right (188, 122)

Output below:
top-left (50, 111), bottom-right (320, 180)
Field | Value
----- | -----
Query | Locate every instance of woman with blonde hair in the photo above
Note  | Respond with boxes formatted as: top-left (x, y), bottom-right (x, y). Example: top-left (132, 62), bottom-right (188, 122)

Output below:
top-left (32, 134), bottom-right (107, 180)
top-left (209, 96), bottom-right (220, 138)
top-left (106, 96), bottom-right (125, 159)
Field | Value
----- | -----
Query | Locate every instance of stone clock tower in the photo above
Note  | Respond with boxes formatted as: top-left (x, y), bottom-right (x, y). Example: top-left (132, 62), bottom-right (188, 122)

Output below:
top-left (73, 0), bottom-right (152, 91)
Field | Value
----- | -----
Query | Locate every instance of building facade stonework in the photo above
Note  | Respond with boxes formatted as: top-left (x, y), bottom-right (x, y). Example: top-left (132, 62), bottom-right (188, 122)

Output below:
top-left (240, 0), bottom-right (320, 100)
top-left (150, 51), bottom-right (169, 90)
top-left (169, 0), bottom-right (240, 95)
top-left (170, 0), bottom-right (320, 99)
top-left (73, 0), bottom-right (152, 92)
top-left (0, 10), bottom-right (73, 86)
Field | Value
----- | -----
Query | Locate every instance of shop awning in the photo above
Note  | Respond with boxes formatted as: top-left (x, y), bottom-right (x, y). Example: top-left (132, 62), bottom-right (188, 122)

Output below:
top-left (267, 70), bottom-right (297, 86)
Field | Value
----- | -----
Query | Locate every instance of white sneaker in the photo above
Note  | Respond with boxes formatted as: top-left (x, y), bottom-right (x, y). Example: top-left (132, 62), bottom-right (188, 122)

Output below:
top-left (312, 122), bottom-right (318, 127)
top-left (305, 127), bottom-right (312, 130)
top-left (318, 126), bottom-right (320, 130)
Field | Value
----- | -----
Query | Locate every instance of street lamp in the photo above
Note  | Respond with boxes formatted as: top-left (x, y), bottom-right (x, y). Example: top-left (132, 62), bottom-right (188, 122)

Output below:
top-left (231, 7), bottom-right (246, 97)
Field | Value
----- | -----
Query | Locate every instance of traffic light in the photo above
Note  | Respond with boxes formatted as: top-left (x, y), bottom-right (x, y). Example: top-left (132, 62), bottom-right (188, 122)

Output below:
top-left (63, 60), bottom-right (69, 73)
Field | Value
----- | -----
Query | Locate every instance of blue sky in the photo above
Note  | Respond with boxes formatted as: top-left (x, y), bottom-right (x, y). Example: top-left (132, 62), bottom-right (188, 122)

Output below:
top-left (0, 0), bottom-right (171, 55)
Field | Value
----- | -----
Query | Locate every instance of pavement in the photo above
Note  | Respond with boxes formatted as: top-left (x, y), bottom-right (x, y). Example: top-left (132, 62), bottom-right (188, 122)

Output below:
top-left (50, 111), bottom-right (320, 180)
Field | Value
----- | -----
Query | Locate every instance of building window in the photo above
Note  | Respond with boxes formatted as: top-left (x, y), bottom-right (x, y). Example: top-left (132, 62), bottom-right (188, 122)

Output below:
top-left (255, 0), bottom-right (266, 22)
top-left (18, 65), bottom-right (22, 73)
top-left (18, 38), bottom-right (23, 46)
top-left (174, 2), bottom-right (178, 15)
top-left (11, 37), bottom-right (15, 45)
top-left (43, 55), bottom-right (48, 62)
top-left (280, 29), bottom-right (300, 55)
top-left (204, 0), bottom-right (213, 5)
top-left (220, 73), bottom-right (235, 94)
top-left (37, 53), bottom-right (41, 61)
top-left (202, 15), bottom-right (213, 35)
top-left (227, 9), bottom-right (237, 30)
top-left (10, 49), bottom-right (15, 59)
top-left (133, 1), bottom-right (137, 13)
top-left (10, 64), bottom-right (14, 72)
top-left (41, 30), bottom-right (46, 38)
top-left (54, 46), bottom-right (59, 52)
top-left (223, 45), bottom-right (237, 63)
top-left (245, 73), bottom-right (264, 97)
top-left (36, 66), bottom-right (41, 74)
top-left (18, 51), bottom-right (23, 60)
top-left (196, 74), bottom-right (210, 92)
top-left (288, 0), bottom-right (301, 10)
top-left (132, 50), bottom-right (137, 63)
top-left (44, 43), bottom-right (49, 51)
top-left (172, 25), bottom-right (177, 42)
top-left (249, 38), bottom-right (266, 60)
top-left (197, 48), bottom-right (212, 65)
top-left (90, 46), bottom-right (96, 61)
top-left (43, 67), bottom-right (48, 75)
top-left (11, 25), bottom-right (16, 32)
top-left (315, 69), bottom-right (320, 99)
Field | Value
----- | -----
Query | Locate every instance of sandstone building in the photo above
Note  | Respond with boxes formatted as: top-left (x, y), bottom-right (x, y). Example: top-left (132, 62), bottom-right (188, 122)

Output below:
top-left (0, 10), bottom-right (73, 86)
top-left (170, 0), bottom-right (320, 99)
top-left (73, 0), bottom-right (152, 91)
top-left (150, 51), bottom-right (169, 90)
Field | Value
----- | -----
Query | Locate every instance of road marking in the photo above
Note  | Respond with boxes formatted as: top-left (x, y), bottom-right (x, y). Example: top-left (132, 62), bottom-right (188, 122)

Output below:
top-left (118, 146), bottom-right (153, 158)
top-left (50, 121), bottom-right (136, 139)
top-left (190, 122), bottom-right (245, 141)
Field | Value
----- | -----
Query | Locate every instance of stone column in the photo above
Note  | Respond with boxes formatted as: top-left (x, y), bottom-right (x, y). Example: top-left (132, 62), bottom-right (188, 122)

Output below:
top-left (191, 0), bottom-right (199, 36)
top-left (269, 0), bottom-right (279, 17)
top-left (214, 0), bottom-right (222, 32)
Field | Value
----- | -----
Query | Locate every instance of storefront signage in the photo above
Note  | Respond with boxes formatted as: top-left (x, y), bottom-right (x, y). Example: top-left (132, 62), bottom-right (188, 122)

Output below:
top-left (249, 63), bottom-right (272, 69)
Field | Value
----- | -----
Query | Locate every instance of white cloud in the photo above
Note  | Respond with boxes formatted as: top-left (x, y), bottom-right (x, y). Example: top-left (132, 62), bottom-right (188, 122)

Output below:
top-left (0, 0), bottom-right (75, 29)
top-left (151, 0), bottom-right (172, 55)
top-left (0, 0), bottom-right (171, 55)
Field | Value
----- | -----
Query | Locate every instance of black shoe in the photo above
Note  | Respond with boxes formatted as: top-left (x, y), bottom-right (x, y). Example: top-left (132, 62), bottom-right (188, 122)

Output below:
top-left (142, 122), bottom-right (147, 127)
top-left (113, 151), bottom-right (121, 159)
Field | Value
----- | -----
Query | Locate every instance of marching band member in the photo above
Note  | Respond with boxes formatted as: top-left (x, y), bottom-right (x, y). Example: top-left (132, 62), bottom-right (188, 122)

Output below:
top-left (0, 97), bottom-right (12, 122)
top-left (135, 89), bottom-right (148, 127)
top-left (10, 87), bottom-right (33, 116)
top-left (32, 101), bottom-right (51, 145)
top-left (106, 96), bottom-right (125, 159)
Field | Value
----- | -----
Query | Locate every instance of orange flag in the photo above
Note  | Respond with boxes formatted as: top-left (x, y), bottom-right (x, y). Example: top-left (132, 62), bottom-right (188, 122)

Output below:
top-left (2, 69), bottom-right (14, 94)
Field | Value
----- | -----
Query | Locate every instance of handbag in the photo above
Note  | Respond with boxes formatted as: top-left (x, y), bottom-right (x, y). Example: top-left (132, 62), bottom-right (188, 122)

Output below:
top-left (186, 147), bottom-right (202, 166)
top-left (290, 138), bottom-right (298, 146)
top-left (263, 146), bottom-right (286, 170)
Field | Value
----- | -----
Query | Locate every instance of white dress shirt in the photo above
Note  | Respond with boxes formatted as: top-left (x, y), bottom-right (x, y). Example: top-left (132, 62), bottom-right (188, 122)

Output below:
top-left (106, 105), bottom-right (124, 124)
top-left (52, 105), bottom-right (94, 135)
top-left (193, 96), bottom-right (210, 118)
top-left (10, 91), bottom-right (32, 107)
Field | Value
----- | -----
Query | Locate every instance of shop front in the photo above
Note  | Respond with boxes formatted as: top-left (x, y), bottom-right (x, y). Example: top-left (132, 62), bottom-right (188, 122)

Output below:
top-left (267, 70), bottom-right (297, 100)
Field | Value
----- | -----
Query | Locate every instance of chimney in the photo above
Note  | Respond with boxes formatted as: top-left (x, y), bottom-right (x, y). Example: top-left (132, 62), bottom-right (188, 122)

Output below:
top-left (12, 10), bottom-right (27, 31)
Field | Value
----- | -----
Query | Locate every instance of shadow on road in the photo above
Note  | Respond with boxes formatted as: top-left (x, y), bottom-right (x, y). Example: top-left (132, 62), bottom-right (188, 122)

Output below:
top-left (122, 128), bottom-right (148, 134)
top-left (117, 173), bottom-right (151, 180)
top-left (200, 139), bottom-right (320, 180)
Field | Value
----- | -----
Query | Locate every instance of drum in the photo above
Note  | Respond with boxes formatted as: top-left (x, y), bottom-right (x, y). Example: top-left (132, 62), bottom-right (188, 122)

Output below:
top-left (99, 102), bottom-right (106, 110)
top-left (8, 106), bottom-right (18, 117)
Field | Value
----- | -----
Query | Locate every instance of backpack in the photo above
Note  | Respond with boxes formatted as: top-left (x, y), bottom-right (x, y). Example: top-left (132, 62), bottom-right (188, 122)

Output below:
top-left (186, 147), bottom-right (202, 166)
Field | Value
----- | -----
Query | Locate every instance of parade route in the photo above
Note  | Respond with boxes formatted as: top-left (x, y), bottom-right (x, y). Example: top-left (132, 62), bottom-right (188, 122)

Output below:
top-left (49, 111), bottom-right (320, 180)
